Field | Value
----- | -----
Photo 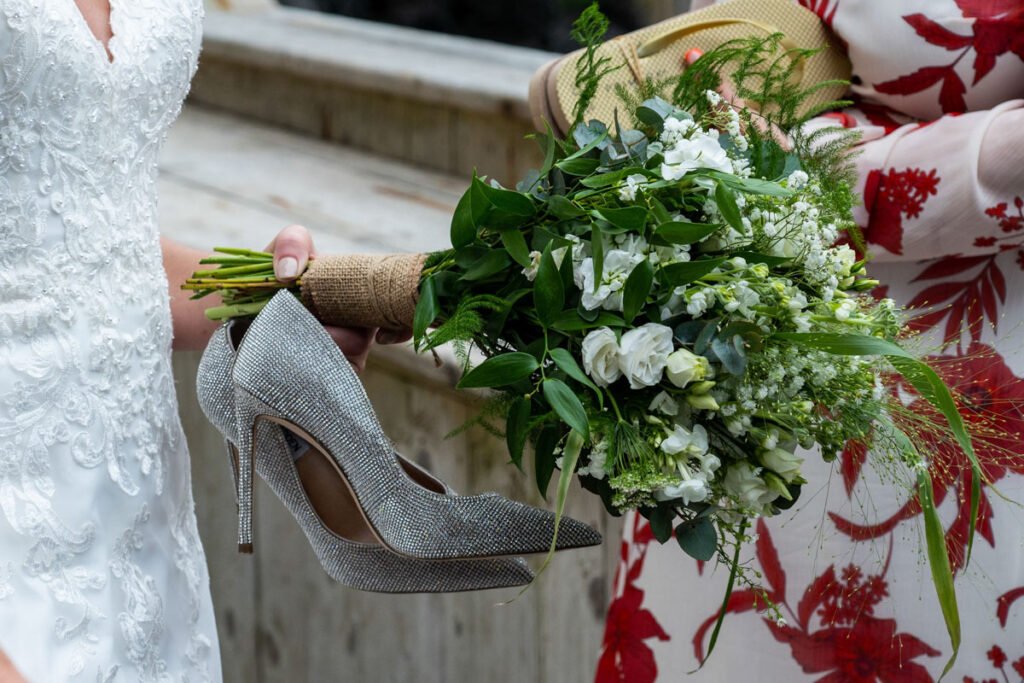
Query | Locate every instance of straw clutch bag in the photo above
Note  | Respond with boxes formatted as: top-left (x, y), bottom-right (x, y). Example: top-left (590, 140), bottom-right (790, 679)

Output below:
top-left (528, 0), bottom-right (851, 136)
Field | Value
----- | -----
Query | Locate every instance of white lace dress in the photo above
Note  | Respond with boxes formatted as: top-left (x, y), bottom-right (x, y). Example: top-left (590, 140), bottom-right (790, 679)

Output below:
top-left (0, 1), bottom-right (221, 680)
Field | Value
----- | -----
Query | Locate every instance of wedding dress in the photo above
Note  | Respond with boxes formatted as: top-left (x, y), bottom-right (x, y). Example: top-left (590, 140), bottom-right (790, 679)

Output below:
top-left (0, 1), bottom-right (221, 680)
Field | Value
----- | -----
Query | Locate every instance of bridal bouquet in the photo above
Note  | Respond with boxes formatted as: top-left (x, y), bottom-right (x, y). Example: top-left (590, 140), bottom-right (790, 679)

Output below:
top-left (186, 7), bottom-right (985, 670)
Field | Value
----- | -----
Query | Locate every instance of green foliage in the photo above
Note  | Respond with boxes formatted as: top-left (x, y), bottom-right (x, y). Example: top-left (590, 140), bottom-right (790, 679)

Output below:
top-left (569, 3), bottom-right (619, 131)
top-left (418, 294), bottom-right (507, 354)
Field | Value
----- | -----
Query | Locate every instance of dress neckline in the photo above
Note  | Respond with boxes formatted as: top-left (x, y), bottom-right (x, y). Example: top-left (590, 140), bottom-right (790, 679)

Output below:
top-left (68, 0), bottom-right (118, 66)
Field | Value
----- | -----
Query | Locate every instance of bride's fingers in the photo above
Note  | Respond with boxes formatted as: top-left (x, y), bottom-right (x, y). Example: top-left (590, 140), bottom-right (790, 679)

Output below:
top-left (324, 325), bottom-right (377, 372)
top-left (264, 224), bottom-right (314, 282)
top-left (0, 648), bottom-right (25, 683)
top-left (684, 48), bottom-right (793, 152)
top-left (376, 328), bottom-right (412, 345)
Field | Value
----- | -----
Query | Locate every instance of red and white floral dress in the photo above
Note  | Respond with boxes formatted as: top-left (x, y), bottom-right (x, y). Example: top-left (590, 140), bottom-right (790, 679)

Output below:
top-left (596, 1), bottom-right (1024, 681)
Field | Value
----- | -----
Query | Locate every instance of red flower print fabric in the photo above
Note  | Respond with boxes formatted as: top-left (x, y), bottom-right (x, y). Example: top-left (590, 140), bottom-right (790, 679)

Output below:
top-left (598, 1), bottom-right (1024, 681)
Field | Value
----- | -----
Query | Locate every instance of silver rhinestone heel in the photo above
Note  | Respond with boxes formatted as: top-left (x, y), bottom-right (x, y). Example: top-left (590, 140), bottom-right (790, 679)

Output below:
top-left (198, 325), bottom-right (535, 592)
top-left (231, 291), bottom-right (602, 561)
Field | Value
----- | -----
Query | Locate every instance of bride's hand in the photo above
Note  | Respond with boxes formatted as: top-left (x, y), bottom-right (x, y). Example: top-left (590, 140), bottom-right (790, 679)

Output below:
top-left (264, 225), bottom-right (411, 372)
top-left (0, 647), bottom-right (26, 683)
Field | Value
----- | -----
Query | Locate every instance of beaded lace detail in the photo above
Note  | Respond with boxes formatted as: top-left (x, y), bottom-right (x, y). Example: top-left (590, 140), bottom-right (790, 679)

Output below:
top-left (0, 1), bottom-right (219, 680)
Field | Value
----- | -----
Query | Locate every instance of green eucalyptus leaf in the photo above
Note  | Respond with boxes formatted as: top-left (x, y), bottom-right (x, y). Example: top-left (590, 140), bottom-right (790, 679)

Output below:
top-left (622, 260), bottom-right (654, 323)
top-left (694, 320), bottom-right (719, 355)
top-left (458, 352), bottom-right (539, 389)
top-left (647, 507), bottom-right (675, 544)
top-left (542, 378), bottom-right (590, 440)
top-left (676, 516), bottom-right (717, 561)
top-left (711, 335), bottom-right (746, 376)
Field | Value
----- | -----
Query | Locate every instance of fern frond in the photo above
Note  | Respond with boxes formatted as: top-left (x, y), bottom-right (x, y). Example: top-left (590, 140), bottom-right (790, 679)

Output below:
top-left (421, 294), bottom-right (508, 352)
top-left (570, 2), bottom-right (620, 132)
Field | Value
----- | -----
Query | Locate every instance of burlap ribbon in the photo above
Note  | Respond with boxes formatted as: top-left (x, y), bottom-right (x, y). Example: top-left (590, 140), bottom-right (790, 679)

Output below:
top-left (300, 253), bottom-right (427, 330)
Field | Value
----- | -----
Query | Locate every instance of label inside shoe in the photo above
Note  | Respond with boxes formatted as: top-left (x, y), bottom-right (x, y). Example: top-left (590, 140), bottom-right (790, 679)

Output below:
top-left (281, 429), bottom-right (312, 462)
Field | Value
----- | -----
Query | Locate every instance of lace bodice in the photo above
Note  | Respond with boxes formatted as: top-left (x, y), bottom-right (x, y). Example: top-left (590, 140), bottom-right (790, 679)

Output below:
top-left (0, 1), bottom-right (220, 680)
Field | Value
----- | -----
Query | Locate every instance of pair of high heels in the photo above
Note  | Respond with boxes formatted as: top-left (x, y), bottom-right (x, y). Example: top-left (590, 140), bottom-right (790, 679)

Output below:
top-left (197, 290), bottom-right (600, 593)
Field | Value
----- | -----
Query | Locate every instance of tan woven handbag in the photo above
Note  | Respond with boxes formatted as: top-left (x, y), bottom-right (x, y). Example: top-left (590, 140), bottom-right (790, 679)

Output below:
top-left (528, 0), bottom-right (851, 136)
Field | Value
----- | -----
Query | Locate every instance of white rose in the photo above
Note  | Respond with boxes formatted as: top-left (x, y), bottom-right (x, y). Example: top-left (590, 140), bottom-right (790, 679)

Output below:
top-left (661, 133), bottom-right (732, 180)
top-left (665, 348), bottom-right (709, 388)
top-left (581, 327), bottom-right (622, 387)
top-left (617, 323), bottom-right (674, 389)
top-left (723, 462), bottom-right (779, 512)
top-left (760, 447), bottom-right (803, 483)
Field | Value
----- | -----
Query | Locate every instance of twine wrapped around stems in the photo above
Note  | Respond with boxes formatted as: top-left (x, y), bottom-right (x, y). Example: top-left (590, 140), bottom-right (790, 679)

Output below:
top-left (300, 253), bottom-right (427, 330)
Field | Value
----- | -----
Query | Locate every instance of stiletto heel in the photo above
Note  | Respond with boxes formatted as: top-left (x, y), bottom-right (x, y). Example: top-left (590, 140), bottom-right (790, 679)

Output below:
top-left (198, 319), bottom-right (537, 593)
top-left (235, 392), bottom-right (259, 554)
top-left (231, 291), bottom-right (602, 561)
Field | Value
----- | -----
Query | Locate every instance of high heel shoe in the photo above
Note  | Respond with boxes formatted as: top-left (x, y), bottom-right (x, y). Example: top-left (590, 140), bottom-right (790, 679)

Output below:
top-left (197, 320), bottom-right (535, 592)
top-left (230, 290), bottom-right (602, 561)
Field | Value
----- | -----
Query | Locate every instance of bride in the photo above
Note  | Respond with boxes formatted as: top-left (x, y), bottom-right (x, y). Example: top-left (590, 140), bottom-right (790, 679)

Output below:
top-left (0, 1), bottom-right (387, 679)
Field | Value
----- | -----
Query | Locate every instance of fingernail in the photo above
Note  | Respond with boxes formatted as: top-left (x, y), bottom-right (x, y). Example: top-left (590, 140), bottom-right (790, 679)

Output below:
top-left (276, 257), bottom-right (298, 280)
top-left (684, 48), bottom-right (703, 66)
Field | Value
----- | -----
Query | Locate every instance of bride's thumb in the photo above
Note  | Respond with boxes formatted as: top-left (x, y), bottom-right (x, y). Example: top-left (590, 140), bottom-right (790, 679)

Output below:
top-left (267, 224), bottom-right (314, 282)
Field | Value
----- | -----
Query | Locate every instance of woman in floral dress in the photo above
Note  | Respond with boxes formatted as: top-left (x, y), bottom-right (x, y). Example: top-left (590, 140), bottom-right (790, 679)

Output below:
top-left (597, 1), bottom-right (1024, 680)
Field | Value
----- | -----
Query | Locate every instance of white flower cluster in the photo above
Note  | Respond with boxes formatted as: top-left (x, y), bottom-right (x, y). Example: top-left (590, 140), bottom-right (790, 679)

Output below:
top-left (580, 325), bottom-right (717, 394)
top-left (658, 113), bottom-right (746, 181)
top-left (655, 423), bottom-right (720, 505)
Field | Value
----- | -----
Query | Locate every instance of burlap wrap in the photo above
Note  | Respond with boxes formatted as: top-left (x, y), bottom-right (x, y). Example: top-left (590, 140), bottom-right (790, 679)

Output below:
top-left (300, 253), bottom-right (427, 330)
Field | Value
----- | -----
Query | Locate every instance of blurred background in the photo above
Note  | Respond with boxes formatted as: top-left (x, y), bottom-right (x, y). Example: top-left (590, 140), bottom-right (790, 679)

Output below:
top-left (166, 1), bottom-right (689, 681)
top-left (276, 0), bottom-right (669, 51)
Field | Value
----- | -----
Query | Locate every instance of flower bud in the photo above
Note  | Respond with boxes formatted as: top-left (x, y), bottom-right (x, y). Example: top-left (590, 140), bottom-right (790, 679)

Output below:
top-left (687, 393), bottom-right (720, 411)
top-left (762, 471), bottom-right (793, 501)
top-left (759, 447), bottom-right (804, 483)
top-left (688, 380), bottom-right (716, 395)
top-left (665, 348), bottom-right (709, 388)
